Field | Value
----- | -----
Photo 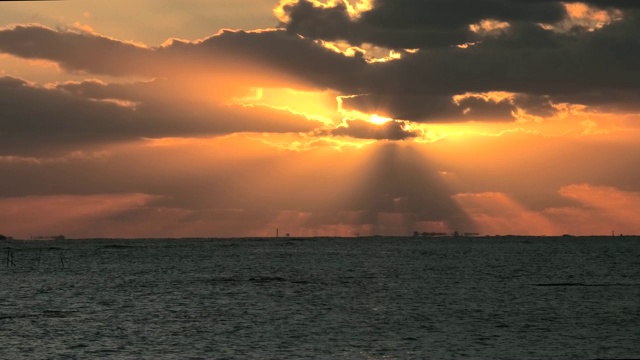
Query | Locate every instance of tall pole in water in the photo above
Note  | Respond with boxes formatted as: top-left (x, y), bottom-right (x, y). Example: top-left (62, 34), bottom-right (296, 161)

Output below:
top-left (276, 228), bottom-right (279, 238)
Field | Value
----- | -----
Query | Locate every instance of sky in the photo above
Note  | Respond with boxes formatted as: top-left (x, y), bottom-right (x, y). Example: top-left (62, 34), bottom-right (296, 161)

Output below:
top-left (0, 0), bottom-right (639, 238)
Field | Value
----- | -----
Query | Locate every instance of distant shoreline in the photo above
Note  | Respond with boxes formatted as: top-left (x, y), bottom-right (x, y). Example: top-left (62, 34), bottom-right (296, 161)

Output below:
top-left (3, 235), bottom-right (639, 242)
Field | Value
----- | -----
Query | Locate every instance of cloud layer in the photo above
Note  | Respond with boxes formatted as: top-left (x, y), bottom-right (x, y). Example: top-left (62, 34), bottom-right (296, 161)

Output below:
top-left (2, 0), bottom-right (639, 130)
top-left (0, 76), bottom-right (322, 155)
top-left (277, 0), bottom-right (640, 120)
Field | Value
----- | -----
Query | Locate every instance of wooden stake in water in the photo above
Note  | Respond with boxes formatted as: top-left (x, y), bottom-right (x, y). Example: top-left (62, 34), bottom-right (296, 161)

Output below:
top-left (6, 248), bottom-right (16, 267)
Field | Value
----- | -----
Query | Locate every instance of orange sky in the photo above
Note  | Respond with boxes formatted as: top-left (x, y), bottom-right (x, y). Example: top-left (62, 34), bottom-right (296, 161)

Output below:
top-left (1, 1), bottom-right (639, 238)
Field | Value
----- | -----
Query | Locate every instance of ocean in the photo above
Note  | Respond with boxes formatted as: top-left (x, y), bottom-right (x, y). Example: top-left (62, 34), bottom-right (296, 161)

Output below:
top-left (1, 236), bottom-right (639, 359)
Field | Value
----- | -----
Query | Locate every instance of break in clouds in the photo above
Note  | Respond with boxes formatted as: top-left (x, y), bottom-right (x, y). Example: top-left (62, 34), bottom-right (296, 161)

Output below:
top-left (0, 0), bottom-right (639, 147)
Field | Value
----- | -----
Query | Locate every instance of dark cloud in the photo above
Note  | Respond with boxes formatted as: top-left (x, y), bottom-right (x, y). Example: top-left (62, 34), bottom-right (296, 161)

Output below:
top-left (512, 94), bottom-right (556, 118)
top-left (0, 77), bottom-right (319, 155)
top-left (0, 25), bottom-right (366, 89)
top-left (362, 0), bottom-right (568, 29)
top-left (0, 25), bottom-right (158, 76)
top-left (328, 119), bottom-right (419, 140)
top-left (191, 28), bottom-right (366, 91)
top-left (277, 0), bottom-right (640, 119)
top-left (553, 89), bottom-right (640, 112)
top-left (282, 0), bottom-right (568, 49)
top-left (359, 21), bottom-right (638, 93)
top-left (340, 93), bottom-right (517, 122)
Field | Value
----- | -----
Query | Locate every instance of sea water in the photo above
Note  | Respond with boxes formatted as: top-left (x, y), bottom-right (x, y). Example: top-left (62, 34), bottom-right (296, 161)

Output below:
top-left (1, 236), bottom-right (639, 359)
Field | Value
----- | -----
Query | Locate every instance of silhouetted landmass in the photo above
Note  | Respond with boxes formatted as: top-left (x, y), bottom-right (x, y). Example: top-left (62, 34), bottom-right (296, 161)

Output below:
top-left (2, 234), bottom-right (639, 242)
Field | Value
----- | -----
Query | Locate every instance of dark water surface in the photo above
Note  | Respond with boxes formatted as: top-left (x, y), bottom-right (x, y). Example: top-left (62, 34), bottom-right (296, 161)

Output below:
top-left (1, 236), bottom-right (639, 359)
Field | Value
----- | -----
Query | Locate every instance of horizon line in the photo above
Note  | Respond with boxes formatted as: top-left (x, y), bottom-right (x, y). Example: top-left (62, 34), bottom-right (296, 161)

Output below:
top-left (2, 234), bottom-right (639, 241)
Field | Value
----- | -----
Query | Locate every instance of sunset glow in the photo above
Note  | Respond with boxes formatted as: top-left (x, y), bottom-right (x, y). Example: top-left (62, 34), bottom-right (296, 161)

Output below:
top-left (368, 114), bottom-right (392, 125)
top-left (1, 0), bottom-right (639, 238)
